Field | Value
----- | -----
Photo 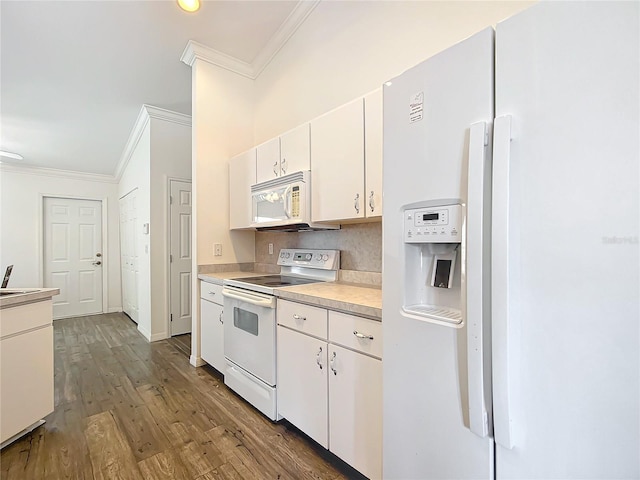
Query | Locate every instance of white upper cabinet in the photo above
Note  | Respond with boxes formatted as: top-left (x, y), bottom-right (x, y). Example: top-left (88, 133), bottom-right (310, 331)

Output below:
top-left (229, 148), bottom-right (256, 230)
top-left (311, 98), bottom-right (365, 222)
top-left (364, 89), bottom-right (383, 218)
top-left (279, 123), bottom-right (310, 176)
top-left (256, 124), bottom-right (311, 184)
top-left (256, 137), bottom-right (280, 184)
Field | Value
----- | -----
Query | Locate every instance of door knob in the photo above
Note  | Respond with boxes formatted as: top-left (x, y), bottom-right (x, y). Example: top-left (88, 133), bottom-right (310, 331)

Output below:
top-left (92, 261), bottom-right (102, 266)
top-left (96, 253), bottom-right (102, 257)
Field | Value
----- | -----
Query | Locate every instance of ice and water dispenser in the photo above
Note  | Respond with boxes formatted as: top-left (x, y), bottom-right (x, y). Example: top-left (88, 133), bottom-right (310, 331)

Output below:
top-left (403, 203), bottom-right (464, 326)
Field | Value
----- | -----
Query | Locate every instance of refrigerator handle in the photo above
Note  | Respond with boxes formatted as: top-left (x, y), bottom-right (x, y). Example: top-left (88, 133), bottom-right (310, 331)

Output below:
top-left (466, 121), bottom-right (490, 438)
top-left (492, 114), bottom-right (515, 449)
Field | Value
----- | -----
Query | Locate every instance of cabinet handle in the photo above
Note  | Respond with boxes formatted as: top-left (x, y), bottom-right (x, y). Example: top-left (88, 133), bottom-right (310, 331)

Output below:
top-left (293, 314), bottom-right (306, 321)
top-left (354, 193), bottom-right (360, 214)
top-left (369, 190), bottom-right (375, 213)
top-left (273, 161), bottom-right (279, 176)
top-left (316, 346), bottom-right (323, 370)
top-left (281, 157), bottom-right (287, 174)
top-left (353, 330), bottom-right (374, 340)
top-left (330, 351), bottom-right (337, 375)
top-left (219, 311), bottom-right (224, 324)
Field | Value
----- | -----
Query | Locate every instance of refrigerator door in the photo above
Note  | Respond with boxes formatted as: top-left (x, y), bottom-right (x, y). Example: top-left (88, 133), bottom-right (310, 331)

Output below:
top-left (383, 28), bottom-right (494, 479)
top-left (493, 2), bottom-right (639, 478)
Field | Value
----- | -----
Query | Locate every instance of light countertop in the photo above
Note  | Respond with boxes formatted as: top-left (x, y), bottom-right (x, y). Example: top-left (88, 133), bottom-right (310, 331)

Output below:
top-left (0, 288), bottom-right (60, 309)
top-left (198, 272), bottom-right (381, 321)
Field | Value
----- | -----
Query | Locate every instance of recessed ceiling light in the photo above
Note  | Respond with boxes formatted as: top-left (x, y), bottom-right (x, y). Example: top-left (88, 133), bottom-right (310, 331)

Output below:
top-left (0, 150), bottom-right (23, 160)
top-left (177, 0), bottom-right (200, 13)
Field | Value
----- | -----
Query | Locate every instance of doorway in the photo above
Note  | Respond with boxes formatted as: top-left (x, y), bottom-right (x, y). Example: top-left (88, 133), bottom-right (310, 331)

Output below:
top-left (169, 179), bottom-right (192, 336)
top-left (43, 197), bottom-right (104, 319)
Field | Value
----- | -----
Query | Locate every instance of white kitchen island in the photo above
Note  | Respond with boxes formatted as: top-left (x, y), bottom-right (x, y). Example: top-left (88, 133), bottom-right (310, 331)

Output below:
top-left (0, 288), bottom-right (59, 448)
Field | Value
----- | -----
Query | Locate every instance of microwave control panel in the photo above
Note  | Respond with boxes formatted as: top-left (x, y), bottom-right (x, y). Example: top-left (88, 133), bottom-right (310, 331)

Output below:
top-left (404, 204), bottom-right (462, 243)
top-left (291, 186), bottom-right (300, 218)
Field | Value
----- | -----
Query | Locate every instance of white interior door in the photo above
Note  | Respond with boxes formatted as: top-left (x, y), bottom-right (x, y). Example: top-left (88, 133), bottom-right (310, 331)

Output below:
top-left (44, 197), bottom-right (103, 319)
top-left (119, 190), bottom-right (139, 323)
top-left (170, 180), bottom-right (192, 336)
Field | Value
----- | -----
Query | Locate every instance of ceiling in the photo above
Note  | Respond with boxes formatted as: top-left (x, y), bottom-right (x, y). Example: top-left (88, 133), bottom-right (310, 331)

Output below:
top-left (0, 0), bottom-right (308, 177)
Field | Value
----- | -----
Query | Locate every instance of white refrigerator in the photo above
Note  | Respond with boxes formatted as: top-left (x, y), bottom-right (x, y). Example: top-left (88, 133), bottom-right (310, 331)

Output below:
top-left (382, 2), bottom-right (639, 479)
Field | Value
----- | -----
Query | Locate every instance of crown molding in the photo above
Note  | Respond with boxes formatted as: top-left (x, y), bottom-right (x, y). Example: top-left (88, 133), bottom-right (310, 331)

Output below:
top-left (145, 105), bottom-right (192, 127)
top-left (251, 0), bottom-right (320, 78)
top-left (0, 162), bottom-right (118, 184)
top-left (114, 104), bottom-right (192, 181)
top-left (180, 41), bottom-right (254, 78)
top-left (180, 0), bottom-right (320, 79)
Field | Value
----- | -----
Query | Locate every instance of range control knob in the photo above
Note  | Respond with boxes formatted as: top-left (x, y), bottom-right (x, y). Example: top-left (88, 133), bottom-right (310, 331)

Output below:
top-left (314, 254), bottom-right (322, 261)
top-left (280, 252), bottom-right (285, 258)
top-left (305, 254), bottom-right (312, 260)
top-left (322, 254), bottom-right (329, 261)
top-left (285, 252), bottom-right (291, 258)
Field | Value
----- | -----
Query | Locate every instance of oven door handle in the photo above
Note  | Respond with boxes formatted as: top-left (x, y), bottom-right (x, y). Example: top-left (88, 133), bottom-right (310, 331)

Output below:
top-left (222, 287), bottom-right (276, 308)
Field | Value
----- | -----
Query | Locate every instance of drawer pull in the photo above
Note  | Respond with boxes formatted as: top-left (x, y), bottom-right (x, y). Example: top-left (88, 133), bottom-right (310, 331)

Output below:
top-left (353, 330), bottom-right (374, 340)
top-left (293, 314), bottom-right (306, 321)
top-left (219, 311), bottom-right (224, 324)
top-left (316, 347), bottom-right (323, 370)
top-left (208, 291), bottom-right (216, 296)
top-left (330, 351), bottom-right (337, 375)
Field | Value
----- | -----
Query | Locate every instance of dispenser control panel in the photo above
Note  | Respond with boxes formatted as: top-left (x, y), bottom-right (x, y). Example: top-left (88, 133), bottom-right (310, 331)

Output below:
top-left (404, 204), bottom-right (462, 243)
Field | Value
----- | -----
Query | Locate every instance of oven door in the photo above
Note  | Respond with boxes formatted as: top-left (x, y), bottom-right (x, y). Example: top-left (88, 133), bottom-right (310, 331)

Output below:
top-left (222, 286), bottom-right (276, 386)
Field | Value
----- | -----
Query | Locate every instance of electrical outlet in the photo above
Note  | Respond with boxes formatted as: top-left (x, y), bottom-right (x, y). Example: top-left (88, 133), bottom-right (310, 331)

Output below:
top-left (214, 243), bottom-right (222, 256)
top-left (268, 243), bottom-right (274, 255)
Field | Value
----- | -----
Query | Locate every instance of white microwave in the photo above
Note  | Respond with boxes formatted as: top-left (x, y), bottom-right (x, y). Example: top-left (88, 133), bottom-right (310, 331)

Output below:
top-left (250, 171), bottom-right (339, 231)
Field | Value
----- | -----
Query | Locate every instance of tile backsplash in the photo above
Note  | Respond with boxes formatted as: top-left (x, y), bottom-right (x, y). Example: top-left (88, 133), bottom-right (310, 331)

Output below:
top-left (255, 221), bottom-right (382, 273)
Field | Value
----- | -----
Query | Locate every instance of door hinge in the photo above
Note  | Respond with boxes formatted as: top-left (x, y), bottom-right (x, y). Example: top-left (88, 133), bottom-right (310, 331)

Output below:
top-left (170, 195), bottom-right (173, 205)
top-left (170, 254), bottom-right (173, 263)
top-left (170, 314), bottom-right (173, 322)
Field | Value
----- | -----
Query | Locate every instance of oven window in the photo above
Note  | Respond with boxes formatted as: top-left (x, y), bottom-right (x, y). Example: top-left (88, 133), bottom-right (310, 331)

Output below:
top-left (233, 307), bottom-right (259, 336)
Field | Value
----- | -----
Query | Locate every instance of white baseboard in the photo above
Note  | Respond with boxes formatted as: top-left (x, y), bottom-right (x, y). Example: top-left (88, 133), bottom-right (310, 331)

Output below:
top-left (137, 324), bottom-right (152, 342)
top-left (150, 332), bottom-right (168, 342)
top-left (107, 307), bottom-right (122, 313)
top-left (190, 355), bottom-right (206, 367)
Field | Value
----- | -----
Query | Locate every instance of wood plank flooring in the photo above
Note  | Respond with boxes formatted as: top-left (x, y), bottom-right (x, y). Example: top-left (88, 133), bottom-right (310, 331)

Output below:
top-left (0, 313), bottom-right (363, 480)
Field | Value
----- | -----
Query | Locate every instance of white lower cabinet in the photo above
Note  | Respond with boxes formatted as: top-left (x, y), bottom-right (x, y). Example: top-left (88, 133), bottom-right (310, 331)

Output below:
top-left (200, 281), bottom-right (225, 372)
top-left (277, 326), bottom-right (328, 448)
top-left (328, 344), bottom-right (382, 480)
top-left (277, 299), bottom-right (382, 479)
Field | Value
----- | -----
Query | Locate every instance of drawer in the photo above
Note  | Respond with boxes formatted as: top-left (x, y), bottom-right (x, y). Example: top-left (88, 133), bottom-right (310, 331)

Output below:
top-left (200, 281), bottom-right (223, 304)
top-left (277, 300), bottom-right (327, 340)
top-left (329, 311), bottom-right (382, 359)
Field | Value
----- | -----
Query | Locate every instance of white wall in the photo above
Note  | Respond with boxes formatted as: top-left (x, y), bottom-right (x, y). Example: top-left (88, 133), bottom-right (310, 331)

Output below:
top-left (190, 59), bottom-right (255, 365)
top-left (149, 117), bottom-right (191, 340)
top-left (0, 166), bottom-right (122, 312)
top-left (253, 1), bottom-right (534, 142)
top-left (118, 111), bottom-right (192, 342)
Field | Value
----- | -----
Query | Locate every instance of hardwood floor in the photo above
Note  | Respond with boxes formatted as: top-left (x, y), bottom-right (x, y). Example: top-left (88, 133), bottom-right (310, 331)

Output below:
top-left (0, 313), bottom-right (362, 479)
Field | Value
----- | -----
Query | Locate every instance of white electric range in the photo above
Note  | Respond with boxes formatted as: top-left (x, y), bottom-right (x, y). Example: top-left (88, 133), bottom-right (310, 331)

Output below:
top-left (221, 248), bottom-right (340, 420)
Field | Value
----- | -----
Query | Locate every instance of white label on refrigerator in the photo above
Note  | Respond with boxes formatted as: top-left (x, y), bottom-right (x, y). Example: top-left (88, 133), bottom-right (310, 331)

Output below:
top-left (409, 92), bottom-right (424, 123)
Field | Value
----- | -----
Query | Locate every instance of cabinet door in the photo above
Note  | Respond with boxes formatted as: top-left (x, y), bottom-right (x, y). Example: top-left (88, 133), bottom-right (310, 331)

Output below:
top-left (328, 344), bottom-right (382, 480)
top-left (280, 123), bottom-right (310, 176)
top-left (256, 137), bottom-right (281, 184)
top-left (200, 299), bottom-right (225, 372)
top-left (364, 89), bottom-right (383, 218)
top-left (277, 326), bottom-right (328, 448)
top-left (229, 148), bottom-right (256, 230)
top-left (311, 98), bottom-right (365, 222)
